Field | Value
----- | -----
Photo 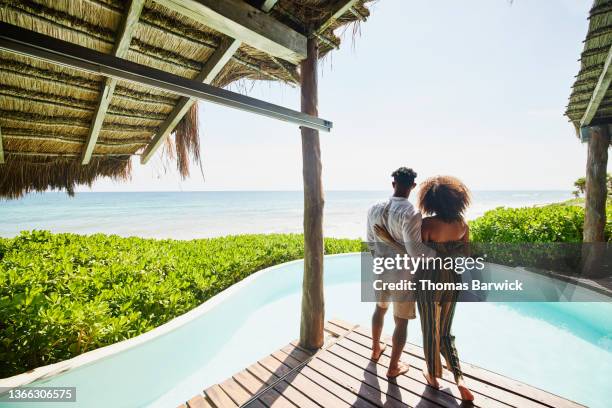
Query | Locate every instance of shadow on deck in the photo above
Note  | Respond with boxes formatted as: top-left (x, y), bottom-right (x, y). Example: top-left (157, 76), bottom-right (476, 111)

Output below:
top-left (179, 319), bottom-right (584, 408)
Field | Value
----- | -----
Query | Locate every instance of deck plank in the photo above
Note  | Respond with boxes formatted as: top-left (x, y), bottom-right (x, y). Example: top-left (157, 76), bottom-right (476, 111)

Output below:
top-left (204, 384), bottom-right (238, 408)
top-left (247, 361), bottom-right (319, 408)
top-left (271, 348), bottom-right (379, 408)
top-left (314, 347), bottom-right (443, 408)
top-left (306, 352), bottom-right (419, 407)
top-left (186, 393), bottom-right (213, 408)
top-left (330, 324), bottom-right (547, 408)
top-left (259, 353), bottom-right (352, 407)
top-left (181, 320), bottom-right (585, 408)
top-left (325, 338), bottom-right (510, 408)
top-left (232, 370), bottom-right (296, 407)
top-left (274, 348), bottom-right (381, 408)
top-left (330, 319), bottom-right (584, 408)
top-left (219, 378), bottom-right (264, 407)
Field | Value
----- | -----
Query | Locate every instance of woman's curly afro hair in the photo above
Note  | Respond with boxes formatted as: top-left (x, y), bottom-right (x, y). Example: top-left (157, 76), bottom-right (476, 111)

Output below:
top-left (417, 176), bottom-right (471, 222)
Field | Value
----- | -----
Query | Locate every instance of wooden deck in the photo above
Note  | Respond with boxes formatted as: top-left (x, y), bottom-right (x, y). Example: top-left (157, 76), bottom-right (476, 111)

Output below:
top-left (179, 319), bottom-right (584, 408)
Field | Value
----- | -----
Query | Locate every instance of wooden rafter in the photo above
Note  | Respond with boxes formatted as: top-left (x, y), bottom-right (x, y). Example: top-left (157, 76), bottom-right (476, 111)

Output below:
top-left (261, 0), bottom-right (279, 12)
top-left (153, 0), bottom-right (306, 63)
top-left (82, 0), bottom-right (145, 165)
top-left (581, 44), bottom-right (612, 127)
top-left (140, 38), bottom-right (241, 164)
top-left (316, 0), bottom-right (361, 35)
top-left (0, 22), bottom-right (332, 132)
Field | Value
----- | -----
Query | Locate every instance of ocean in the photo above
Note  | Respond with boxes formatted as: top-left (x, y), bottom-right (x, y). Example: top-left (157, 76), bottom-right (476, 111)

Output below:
top-left (0, 191), bottom-right (572, 240)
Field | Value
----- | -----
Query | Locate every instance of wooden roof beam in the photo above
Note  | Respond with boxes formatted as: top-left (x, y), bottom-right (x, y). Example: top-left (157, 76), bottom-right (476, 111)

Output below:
top-left (153, 0), bottom-right (306, 63)
top-left (581, 44), bottom-right (612, 127)
top-left (82, 0), bottom-right (145, 165)
top-left (316, 0), bottom-right (361, 34)
top-left (140, 38), bottom-right (240, 164)
top-left (260, 0), bottom-right (278, 12)
top-left (0, 23), bottom-right (332, 132)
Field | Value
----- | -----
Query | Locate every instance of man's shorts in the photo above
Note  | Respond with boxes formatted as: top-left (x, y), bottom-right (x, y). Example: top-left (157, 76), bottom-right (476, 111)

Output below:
top-left (376, 289), bottom-right (416, 320)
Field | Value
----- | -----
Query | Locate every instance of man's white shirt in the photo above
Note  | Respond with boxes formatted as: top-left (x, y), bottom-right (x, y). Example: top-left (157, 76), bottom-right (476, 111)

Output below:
top-left (366, 196), bottom-right (434, 260)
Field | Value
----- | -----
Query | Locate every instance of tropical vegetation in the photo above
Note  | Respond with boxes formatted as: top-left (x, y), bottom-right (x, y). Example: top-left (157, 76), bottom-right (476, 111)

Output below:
top-left (2, 198), bottom-right (610, 377)
top-left (0, 232), bottom-right (360, 377)
top-left (469, 202), bottom-right (612, 242)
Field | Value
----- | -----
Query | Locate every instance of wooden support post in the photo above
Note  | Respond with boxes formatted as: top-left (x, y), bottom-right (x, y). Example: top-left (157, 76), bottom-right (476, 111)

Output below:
top-left (582, 125), bottom-right (609, 278)
top-left (0, 124), bottom-right (4, 164)
top-left (299, 38), bottom-right (324, 350)
top-left (583, 125), bottom-right (609, 242)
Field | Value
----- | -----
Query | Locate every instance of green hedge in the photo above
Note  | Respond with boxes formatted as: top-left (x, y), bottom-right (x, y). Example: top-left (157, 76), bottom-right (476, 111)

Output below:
top-left (0, 231), bottom-right (360, 377)
top-left (469, 204), bottom-right (612, 243)
top-left (468, 204), bottom-right (612, 272)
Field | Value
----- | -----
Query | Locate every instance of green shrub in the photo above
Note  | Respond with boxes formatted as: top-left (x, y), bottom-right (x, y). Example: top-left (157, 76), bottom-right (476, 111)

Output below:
top-left (468, 204), bottom-right (612, 272)
top-left (470, 204), bottom-right (582, 242)
top-left (0, 232), bottom-right (360, 377)
top-left (469, 203), bottom-right (612, 242)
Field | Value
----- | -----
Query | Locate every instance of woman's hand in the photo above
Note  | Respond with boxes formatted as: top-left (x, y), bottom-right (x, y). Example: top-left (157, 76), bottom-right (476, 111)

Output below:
top-left (374, 224), bottom-right (405, 252)
top-left (373, 224), bottom-right (394, 243)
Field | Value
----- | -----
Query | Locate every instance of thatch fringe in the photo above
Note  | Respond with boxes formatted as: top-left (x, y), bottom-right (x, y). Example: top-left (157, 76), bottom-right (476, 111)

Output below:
top-left (0, 155), bottom-right (131, 199)
top-left (173, 102), bottom-right (202, 179)
top-left (0, 0), bottom-right (372, 198)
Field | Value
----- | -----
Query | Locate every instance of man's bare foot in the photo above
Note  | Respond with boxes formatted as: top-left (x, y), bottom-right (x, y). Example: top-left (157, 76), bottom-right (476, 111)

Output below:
top-left (387, 361), bottom-right (409, 378)
top-left (422, 369), bottom-right (440, 389)
top-left (457, 379), bottom-right (474, 401)
top-left (371, 342), bottom-right (387, 361)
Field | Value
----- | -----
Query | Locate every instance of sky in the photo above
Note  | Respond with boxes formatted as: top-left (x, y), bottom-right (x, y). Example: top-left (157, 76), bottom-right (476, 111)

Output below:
top-left (88, 0), bottom-right (603, 192)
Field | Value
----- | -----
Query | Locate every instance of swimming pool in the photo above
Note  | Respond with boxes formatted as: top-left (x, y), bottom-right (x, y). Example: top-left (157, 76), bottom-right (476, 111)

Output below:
top-left (1, 254), bottom-right (611, 408)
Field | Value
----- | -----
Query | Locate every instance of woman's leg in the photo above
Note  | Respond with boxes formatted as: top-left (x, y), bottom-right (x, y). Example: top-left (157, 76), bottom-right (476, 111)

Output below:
top-left (439, 300), bottom-right (462, 380)
top-left (439, 299), bottom-right (474, 401)
top-left (417, 289), bottom-right (442, 387)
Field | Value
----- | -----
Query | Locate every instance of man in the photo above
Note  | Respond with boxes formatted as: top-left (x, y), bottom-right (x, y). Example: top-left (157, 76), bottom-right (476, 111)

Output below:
top-left (366, 167), bottom-right (431, 378)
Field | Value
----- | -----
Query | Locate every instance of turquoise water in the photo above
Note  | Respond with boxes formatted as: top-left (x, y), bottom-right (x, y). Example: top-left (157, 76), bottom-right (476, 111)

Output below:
top-left (3, 254), bottom-right (610, 408)
top-left (0, 191), bottom-right (572, 239)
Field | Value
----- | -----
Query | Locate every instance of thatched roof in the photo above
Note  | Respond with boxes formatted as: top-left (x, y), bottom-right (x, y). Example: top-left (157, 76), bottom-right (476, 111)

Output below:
top-left (566, 0), bottom-right (612, 132)
top-left (0, 0), bottom-right (372, 198)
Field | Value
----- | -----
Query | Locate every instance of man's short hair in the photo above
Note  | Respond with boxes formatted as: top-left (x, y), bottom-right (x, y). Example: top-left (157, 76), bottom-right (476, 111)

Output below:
top-left (392, 167), bottom-right (417, 186)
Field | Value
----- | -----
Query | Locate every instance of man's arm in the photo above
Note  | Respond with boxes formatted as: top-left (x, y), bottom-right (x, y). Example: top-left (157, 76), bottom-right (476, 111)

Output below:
top-left (366, 207), bottom-right (376, 256)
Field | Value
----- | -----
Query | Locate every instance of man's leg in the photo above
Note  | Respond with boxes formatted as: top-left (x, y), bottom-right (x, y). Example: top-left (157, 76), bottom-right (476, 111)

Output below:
top-left (387, 315), bottom-right (409, 378)
top-left (371, 304), bottom-right (387, 360)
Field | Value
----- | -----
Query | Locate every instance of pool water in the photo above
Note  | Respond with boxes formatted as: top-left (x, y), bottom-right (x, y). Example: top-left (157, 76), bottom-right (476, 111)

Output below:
top-left (3, 254), bottom-right (611, 408)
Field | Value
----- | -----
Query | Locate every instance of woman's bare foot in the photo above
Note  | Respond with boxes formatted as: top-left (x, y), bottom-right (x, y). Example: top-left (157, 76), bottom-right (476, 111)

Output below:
top-left (387, 361), bottom-right (409, 378)
top-left (371, 342), bottom-right (387, 361)
top-left (422, 369), bottom-right (440, 389)
top-left (456, 379), bottom-right (474, 401)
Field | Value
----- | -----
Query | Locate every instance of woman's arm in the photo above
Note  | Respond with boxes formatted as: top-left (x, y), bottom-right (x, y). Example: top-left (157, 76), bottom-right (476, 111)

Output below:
top-left (373, 224), bottom-right (406, 252)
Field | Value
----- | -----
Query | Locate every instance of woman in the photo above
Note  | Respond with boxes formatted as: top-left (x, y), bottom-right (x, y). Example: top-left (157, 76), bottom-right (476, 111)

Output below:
top-left (374, 175), bottom-right (474, 401)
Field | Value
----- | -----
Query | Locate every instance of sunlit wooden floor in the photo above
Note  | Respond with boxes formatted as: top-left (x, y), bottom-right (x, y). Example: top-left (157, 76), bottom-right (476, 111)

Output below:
top-left (179, 319), bottom-right (584, 408)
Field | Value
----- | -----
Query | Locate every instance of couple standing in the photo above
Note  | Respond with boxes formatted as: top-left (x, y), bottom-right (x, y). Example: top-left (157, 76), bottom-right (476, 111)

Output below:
top-left (366, 167), bottom-right (474, 401)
